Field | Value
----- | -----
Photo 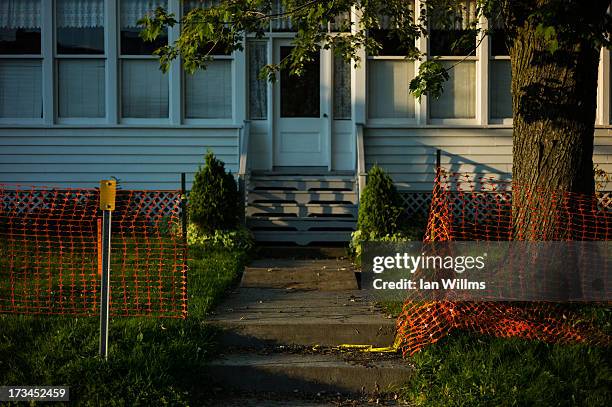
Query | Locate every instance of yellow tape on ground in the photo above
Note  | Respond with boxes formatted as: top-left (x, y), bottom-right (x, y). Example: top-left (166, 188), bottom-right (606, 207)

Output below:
top-left (334, 335), bottom-right (401, 353)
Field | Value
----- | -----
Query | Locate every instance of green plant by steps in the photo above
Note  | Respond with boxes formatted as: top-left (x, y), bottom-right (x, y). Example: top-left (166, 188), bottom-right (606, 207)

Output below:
top-left (357, 165), bottom-right (405, 237)
top-left (187, 223), bottom-right (254, 252)
top-left (189, 151), bottom-right (240, 234)
top-left (349, 230), bottom-right (404, 263)
top-left (351, 165), bottom-right (416, 263)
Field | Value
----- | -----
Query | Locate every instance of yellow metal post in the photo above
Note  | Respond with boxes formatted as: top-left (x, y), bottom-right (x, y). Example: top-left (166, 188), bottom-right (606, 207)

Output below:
top-left (99, 180), bottom-right (116, 360)
top-left (100, 179), bottom-right (116, 211)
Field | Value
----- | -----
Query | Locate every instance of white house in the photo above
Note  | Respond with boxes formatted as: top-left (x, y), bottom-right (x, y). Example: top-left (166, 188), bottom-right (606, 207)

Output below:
top-left (1, 0), bottom-right (611, 244)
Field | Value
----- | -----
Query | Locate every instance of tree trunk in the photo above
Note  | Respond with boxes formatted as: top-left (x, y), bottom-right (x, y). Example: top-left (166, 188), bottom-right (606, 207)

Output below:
top-left (508, 0), bottom-right (607, 240)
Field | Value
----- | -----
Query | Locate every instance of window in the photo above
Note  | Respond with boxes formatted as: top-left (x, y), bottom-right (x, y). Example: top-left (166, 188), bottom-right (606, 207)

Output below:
top-left (0, 0), bottom-right (42, 119)
top-left (489, 13), bottom-right (512, 121)
top-left (120, 0), bottom-right (168, 119)
top-left (367, 10), bottom-right (416, 121)
top-left (429, 0), bottom-right (477, 120)
top-left (429, 61), bottom-right (475, 119)
top-left (248, 41), bottom-right (267, 120)
top-left (185, 60), bottom-right (232, 119)
top-left (271, 0), bottom-right (350, 32)
top-left (183, 0), bottom-right (233, 120)
top-left (56, 0), bottom-right (105, 119)
top-left (280, 46), bottom-right (319, 117)
top-left (333, 54), bottom-right (351, 120)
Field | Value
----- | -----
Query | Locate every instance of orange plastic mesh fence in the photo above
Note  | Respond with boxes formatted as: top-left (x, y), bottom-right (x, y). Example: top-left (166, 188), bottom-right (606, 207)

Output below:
top-left (396, 172), bottom-right (611, 355)
top-left (0, 185), bottom-right (187, 318)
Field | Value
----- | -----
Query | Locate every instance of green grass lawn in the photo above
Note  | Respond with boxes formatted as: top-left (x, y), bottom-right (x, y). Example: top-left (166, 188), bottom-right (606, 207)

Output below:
top-left (402, 331), bottom-right (612, 406)
top-left (396, 304), bottom-right (612, 406)
top-left (0, 245), bottom-right (247, 406)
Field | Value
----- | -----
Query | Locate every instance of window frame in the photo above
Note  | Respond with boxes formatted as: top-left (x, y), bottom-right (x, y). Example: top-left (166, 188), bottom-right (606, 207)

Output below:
top-left (487, 13), bottom-right (512, 125)
top-left (427, 1), bottom-right (480, 125)
top-left (181, 2), bottom-right (236, 125)
top-left (118, 0), bottom-right (170, 124)
top-left (366, 54), bottom-right (418, 126)
top-left (182, 53), bottom-right (236, 125)
top-left (246, 39), bottom-right (269, 121)
top-left (0, 0), bottom-right (45, 125)
top-left (54, 0), bottom-right (107, 124)
top-left (488, 54), bottom-right (512, 125)
top-left (332, 49), bottom-right (352, 121)
top-left (365, 5), bottom-right (419, 126)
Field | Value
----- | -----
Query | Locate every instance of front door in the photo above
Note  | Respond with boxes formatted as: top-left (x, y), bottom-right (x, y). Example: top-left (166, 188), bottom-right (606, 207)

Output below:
top-left (273, 40), bottom-right (329, 167)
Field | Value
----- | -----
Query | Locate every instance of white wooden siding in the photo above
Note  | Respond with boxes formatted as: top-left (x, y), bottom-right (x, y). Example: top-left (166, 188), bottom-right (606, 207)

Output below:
top-left (0, 127), bottom-right (239, 189)
top-left (365, 127), bottom-right (612, 191)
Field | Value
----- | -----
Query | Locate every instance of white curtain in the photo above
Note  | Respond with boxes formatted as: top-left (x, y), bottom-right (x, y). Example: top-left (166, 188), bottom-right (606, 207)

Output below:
top-left (58, 60), bottom-right (105, 118)
top-left (248, 42), bottom-right (267, 120)
top-left (432, 0), bottom-right (477, 30)
top-left (122, 60), bottom-right (168, 118)
top-left (430, 61), bottom-right (475, 119)
top-left (185, 60), bottom-right (232, 119)
top-left (0, 0), bottom-right (41, 29)
top-left (57, 0), bottom-right (104, 28)
top-left (490, 60), bottom-right (512, 119)
top-left (0, 60), bottom-right (42, 118)
top-left (271, 1), bottom-right (351, 32)
top-left (368, 60), bottom-right (415, 119)
top-left (333, 54), bottom-right (351, 120)
top-left (271, 0), bottom-right (294, 31)
top-left (121, 0), bottom-right (167, 28)
top-left (183, 0), bottom-right (220, 10)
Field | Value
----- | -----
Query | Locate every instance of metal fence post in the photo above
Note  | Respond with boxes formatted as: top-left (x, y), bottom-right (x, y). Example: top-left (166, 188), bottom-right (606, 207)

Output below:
top-left (181, 173), bottom-right (187, 245)
top-left (99, 180), bottom-right (116, 360)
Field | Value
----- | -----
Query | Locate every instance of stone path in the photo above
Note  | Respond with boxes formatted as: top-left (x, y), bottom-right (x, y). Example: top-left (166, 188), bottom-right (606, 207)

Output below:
top-left (203, 250), bottom-right (412, 404)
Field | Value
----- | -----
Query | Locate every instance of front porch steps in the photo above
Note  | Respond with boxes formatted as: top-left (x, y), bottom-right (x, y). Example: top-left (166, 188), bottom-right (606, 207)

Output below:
top-left (246, 172), bottom-right (358, 245)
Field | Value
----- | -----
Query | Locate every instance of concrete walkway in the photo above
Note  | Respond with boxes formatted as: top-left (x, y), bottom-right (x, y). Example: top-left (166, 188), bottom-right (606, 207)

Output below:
top-left (204, 250), bottom-right (412, 403)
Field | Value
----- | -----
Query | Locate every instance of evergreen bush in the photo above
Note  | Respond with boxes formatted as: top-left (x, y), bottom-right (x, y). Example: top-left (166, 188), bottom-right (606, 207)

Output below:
top-left (357, 165), bottom-right (405, 237)
top-left (189, 151), bottom-right (241, 233)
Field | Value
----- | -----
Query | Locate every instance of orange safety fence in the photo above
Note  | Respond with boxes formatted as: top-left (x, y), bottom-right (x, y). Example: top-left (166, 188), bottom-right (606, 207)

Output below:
top-left (396, 172), bottom-right (611, 355)
top-left (0, 185), bottom-right (187, 318)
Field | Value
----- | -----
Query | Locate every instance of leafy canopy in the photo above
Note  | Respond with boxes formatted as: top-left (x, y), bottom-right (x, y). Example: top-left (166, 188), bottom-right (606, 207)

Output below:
top-left (140, 0), bottom-right (612, 100)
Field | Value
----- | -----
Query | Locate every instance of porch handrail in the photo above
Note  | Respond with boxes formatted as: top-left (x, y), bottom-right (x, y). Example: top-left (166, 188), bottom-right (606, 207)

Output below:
top-left (238, 120), bottom-right (250, 178)
top-left (356, 122), bottom-right (366, 199)
top-left (238, 120), bottom-right (251, 225)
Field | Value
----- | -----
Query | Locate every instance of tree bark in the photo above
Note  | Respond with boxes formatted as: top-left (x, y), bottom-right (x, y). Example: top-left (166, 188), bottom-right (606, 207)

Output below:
top-left (508, 0), bottom-right (608, 240)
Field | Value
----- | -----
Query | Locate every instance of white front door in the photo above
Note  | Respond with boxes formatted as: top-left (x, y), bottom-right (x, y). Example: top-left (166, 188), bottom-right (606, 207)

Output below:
top-left (273, 40), bottom-right (329, 167)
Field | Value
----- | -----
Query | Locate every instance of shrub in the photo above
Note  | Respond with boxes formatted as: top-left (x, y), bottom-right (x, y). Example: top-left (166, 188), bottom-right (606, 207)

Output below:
top-left (189, 152), bottom-right (241, 234)
top-left (186, 223), bottom-right (254, 252)
top-left (357, 165), bottom-right (405, 237)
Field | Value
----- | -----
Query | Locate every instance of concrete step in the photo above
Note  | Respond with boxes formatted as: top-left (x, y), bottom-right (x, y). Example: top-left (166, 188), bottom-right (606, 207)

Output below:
top-left (248, 218), bottom-right (356, 232)
top-left (242, 259), bottom-right (359, 290)
top-left (247, 203), bottom-right (357, 218)
top-left (248, 191), bottom-right (358, 205)
top-left (205, 353), bottom-right (413, 395)
top-left (253, 230), bottom-right (353, 245)
top-left (255, 246), bottom-right (349, 259)
top-left (208, 288), bottom-right (395, 348)
top-left (249, 179), bottom-right (354, 191)
top-left (250, 174), bottom-right (355, 181)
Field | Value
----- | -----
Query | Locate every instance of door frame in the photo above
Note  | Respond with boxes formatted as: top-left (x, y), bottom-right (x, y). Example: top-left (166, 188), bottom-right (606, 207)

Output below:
top-left (272, 38), bottom-right (332, 170)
